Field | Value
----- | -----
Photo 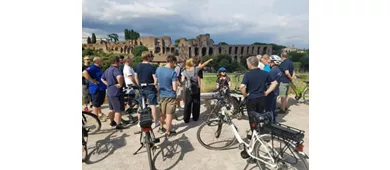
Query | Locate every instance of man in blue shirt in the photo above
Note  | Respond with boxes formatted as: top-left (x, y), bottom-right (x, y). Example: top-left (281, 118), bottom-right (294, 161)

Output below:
top-left (266, 55), bottom-right (283, 122)
top-left (134, 51), bottom-right (160, 127)
top-left (82, 57), bottom-right (107, 121)
top-left (155, 55), bottom-right (178, 137)
top-left (240, 56), bottom-right (278, 131)
top-left (278, 52), bottom-right (295, 114)
top-left (101, 56), bottom-right (126, 129)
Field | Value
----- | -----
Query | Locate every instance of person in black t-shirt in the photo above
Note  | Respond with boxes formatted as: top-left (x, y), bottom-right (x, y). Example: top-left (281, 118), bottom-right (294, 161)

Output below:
top-left (240, 56), bottom-right (278, 131)
top-left (82, 56), bottom-right (92, 110)
top-left (134, 51), bottom-right (160, 127)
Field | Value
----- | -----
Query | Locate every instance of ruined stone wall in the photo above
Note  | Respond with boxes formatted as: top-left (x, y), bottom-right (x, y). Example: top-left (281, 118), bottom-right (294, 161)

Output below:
top-left (178, 34), bottom-right (272, 63)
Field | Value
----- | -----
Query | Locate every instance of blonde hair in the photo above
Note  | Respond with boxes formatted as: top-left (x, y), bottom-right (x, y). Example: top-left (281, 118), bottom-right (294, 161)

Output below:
top-left (262, 54), bottom-right (270, 60)
top-left (186, 58), bottom-right (195, 68)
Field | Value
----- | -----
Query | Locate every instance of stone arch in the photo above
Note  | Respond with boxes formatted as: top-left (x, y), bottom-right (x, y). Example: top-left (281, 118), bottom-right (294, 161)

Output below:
top-left (162, 47), bottom-right (165, 54)
top-left (128, 47), bottom-right (132, 54)
top-left (166, 47), bottom-right (170, 53)
top-left (115, 47), bottom-right (118, 51)
top-left (228, 47), bottom-right (232, 54)
top-left (195, 47), bottom-right (199, 56)
top-left (189, 47), bottom-right (192, 58)
top-left (201, 47), bottom-right (207, 56)
top-left (247, 47), bottom-right (250, 55)
top-left (120, 48), bottom-right (123, 53)
top-left (124, 46), bottom-right (128, 54)
top-left (218, 47), bottom-right (222, 54)
top-left (234, 56), bottom-right (238, 61)
top-left (209, 47), bottom-right (213, 55)
top-left (258, 46), bottom-right (261, 54)
top-left (155, 47), bottom-right (161, 53)
top-left (252, 46), bottom-right (255, 54)
top-left (234, 47), bottom-right (238, 55)
top-left (263, 47), bottom-right (268, 55)
top-left (241, 47), bottom-right (244, 54)
top-left (171, 48), bottom-right (175, 53)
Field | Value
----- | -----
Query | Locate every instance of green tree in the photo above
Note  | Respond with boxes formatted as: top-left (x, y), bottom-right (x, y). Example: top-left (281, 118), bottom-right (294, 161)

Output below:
top-left (219, 42), bottom-right (228, 45)
top-left (124, 29), bottom-right (129, 40)
top-left (129, 29), bottom-right (140, 40)
top-left (91, 33), bottom-right (96, 44)
top-left (300, 54), bottom-right (309, 72)
top-left (133, 45), bottom-right (149, 57)
top-left (107, 33), bottom-right (119, 42)
top-left (87, 37), bottom-right (91, 44)
top-left (174, 39), bottom-right (182, 47)
top-left (252, 42), bottom-right (267, 45)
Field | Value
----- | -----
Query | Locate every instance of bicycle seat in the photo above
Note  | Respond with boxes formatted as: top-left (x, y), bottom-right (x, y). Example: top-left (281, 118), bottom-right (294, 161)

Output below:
top-left (304, 80), bottom-right (309, 84)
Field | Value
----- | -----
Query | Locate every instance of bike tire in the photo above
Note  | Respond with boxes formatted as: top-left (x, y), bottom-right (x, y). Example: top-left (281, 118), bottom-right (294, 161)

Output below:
top-left (145, 133), bottom-right (154, 170)
top-left (82, 111), bottom-right (101, 134)
top-left (230, 96), bottom-right (242, 119)
top-left (254, 134), bottom-right (309, 170)
top-left (302, 87), bottom-right (309, 104)
top-left (196, 119), bottom-right (237, 150)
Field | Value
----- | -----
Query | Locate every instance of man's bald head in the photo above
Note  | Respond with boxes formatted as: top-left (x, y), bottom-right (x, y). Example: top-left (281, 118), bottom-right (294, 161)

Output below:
top-left (93, 57), bottom-right (103, 66)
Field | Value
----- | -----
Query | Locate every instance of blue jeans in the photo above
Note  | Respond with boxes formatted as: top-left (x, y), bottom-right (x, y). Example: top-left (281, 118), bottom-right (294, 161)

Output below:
top-left (138, 87), bottom-right (157, 105)
top-left (266, 93), bottom-right (277, 122)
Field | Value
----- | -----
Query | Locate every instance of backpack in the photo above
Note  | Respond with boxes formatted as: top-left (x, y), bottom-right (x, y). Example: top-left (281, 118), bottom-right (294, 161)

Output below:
top-left (185, 67), bottom-right (200, 95)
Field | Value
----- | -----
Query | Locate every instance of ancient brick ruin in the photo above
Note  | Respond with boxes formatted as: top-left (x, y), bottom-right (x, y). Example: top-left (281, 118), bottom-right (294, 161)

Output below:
top-left (178, 34), bottom-right (272, 63)
top-left (82, 34), bottom-right (272, 63)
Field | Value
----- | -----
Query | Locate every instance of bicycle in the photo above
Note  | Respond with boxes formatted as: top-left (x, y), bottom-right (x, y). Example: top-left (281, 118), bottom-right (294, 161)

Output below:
top-left (229, 72), bottom-right (247, 119)
top-left (290, 75), bottom-right (309, 104)
top-left (132, 83), bottom-right (160, 170)
top-left (121, 85), bottom-right (139, 125)
top-left (82, 111), bottom-right (101, 162)
top-left (197, 99), bottom-right (309, 169)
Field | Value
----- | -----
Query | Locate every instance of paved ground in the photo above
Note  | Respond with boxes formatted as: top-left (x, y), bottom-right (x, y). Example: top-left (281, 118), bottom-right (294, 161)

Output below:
top-left (82, 96), bottom-right (309, 170)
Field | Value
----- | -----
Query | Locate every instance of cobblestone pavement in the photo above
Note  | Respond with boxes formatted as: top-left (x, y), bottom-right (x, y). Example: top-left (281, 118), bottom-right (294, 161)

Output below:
top-left (82, 96), bottom-right (309, 170)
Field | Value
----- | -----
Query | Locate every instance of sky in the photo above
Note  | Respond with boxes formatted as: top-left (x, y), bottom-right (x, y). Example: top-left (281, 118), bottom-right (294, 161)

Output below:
top-left (82, 0), bottom-right (308, 49)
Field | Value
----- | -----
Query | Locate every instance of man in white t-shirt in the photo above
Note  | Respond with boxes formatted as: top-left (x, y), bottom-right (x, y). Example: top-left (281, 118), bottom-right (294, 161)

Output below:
top-left (123, 58), bottom-right (138, 105)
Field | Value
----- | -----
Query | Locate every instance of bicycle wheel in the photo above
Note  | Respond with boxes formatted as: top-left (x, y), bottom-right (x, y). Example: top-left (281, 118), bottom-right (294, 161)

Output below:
top-left (145, 132), bottom-right (154, 170)
top-left (82, 128), bottom-right (88, 162)
top-left (229, 96), bottom-right (242, 119)
top-left (254, 134), bottom-right (309, 170)
top-left (302, 87), bottom-right (309, 104)
top-left (197, 119), bottom-right (237, 150)
top-left (82, 111), bottom-right (101, 134)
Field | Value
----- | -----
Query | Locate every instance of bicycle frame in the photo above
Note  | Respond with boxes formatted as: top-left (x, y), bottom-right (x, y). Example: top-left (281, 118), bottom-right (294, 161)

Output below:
top-left (219, 108), bottom-right (281, 169)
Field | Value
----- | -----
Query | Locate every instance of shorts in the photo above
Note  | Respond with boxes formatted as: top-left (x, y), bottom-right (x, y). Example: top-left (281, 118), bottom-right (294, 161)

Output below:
top-left (82, 85), bottom-right (91, 105)
top-left (279, 83), bottom-right (290, 97)
top-left (138, 88), bottom-right (157, 105)
top-left (91, 90), bottom-right (106, 107)
top-left (108, 95), bottom-right (125, 113)
top-left (159, 97), bottom-right (176, 116)
top-left (176, 86), bottom-right (184, 99)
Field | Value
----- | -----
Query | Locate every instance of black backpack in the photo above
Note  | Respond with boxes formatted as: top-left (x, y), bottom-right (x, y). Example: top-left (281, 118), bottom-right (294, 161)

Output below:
top-left (185, 67), bottom-right (200, 95)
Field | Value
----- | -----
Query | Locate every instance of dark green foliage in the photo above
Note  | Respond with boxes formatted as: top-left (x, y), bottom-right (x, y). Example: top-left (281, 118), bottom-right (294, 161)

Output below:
top-left (107, 33), bottom-right (119, 42)
top-left (219, 42), bottom-right (228, 45)
top-left (91, 33), bottom-right (96, 44)
top-left (125, 29), bottom-right (140, 40)
top-left (133, 46), bottom-right (149, 58)
top-left (87, 37), bottom-right (91, 44)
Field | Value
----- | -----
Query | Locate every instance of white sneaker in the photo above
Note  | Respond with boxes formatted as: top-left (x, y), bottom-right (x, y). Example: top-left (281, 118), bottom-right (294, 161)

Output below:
top-left (137, 122), bottom-right (140, 128)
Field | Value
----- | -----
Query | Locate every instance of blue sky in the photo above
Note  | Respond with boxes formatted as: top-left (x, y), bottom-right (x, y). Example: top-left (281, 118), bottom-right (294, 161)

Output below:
top-left (82, 0), bottom-right (308, 49)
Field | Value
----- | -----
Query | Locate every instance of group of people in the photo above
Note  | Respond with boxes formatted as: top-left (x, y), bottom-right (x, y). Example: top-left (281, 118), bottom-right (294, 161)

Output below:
top-left (82, 52), bottom-right (212, 137)
top-left (82, 50), bottom-right (294, 136)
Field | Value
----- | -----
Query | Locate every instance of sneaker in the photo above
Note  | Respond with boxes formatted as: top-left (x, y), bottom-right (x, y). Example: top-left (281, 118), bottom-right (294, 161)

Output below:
top-left (115, 124), bottom-right (126, 130)
top-left (99, 114), bottom-right (108, 122)
top-left (165, 130), bottom-right (177, 137)
top-left (110, 120), bottom-right (117, 127)
top-left (158, 127), bottom-right (167, 134)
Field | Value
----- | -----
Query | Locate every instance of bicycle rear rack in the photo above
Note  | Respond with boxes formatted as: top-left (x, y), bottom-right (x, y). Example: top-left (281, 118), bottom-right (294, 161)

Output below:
top-left (266, 123), bottom-right (305, 145)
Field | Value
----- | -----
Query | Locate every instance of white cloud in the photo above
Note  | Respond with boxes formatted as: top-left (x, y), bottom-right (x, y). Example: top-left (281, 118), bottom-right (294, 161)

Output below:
top-left (82, 0), bottom-right (308, 48)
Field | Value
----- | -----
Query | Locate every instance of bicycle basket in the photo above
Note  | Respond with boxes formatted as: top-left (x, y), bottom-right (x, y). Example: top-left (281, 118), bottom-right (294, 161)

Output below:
top-left (139, 108), bottom-right (153, 128)
top-left (266, 123), bottom-right (305, 144)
